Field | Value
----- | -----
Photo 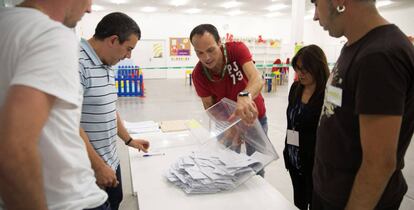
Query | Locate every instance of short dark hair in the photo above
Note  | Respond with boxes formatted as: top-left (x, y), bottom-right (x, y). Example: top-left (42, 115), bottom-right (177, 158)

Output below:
top-left (291, 44), bottom-right (330, 103)
top-left (190, 24), bottom-right (220, 44)
top-left (94, 12), bottom-right (141, 44)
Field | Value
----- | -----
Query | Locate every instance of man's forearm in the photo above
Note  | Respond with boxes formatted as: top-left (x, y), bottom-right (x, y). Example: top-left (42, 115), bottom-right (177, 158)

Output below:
top-left (345, 159), bottom-right (395, 210)
top-left (0, 86), bottom-right (53, 210)
top-left (245, 75), bottom-right (263, 99)
top-left (347, 115), bottom-right (401, 210)
top-left (116, 112), bottom-right (131, 142)
top-left (0, 142), bottom-right (47, 210)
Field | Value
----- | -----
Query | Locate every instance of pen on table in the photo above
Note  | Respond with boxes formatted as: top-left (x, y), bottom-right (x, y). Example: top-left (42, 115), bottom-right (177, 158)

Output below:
top-left (142, 152), bottom-right (165, 157)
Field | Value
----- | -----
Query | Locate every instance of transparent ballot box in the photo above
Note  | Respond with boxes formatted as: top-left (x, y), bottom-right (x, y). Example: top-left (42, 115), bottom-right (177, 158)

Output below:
top-left (165, 98), bottom-right (279, 194)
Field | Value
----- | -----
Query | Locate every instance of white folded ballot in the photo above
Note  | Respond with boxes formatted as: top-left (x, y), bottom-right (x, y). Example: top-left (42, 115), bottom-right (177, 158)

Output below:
top-left (165, 150), bottom-right (267, 194)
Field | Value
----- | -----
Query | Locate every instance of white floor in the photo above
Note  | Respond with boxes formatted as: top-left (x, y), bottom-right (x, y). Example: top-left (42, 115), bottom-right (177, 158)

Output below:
top-left (116, 79), bottom-right (414, 210)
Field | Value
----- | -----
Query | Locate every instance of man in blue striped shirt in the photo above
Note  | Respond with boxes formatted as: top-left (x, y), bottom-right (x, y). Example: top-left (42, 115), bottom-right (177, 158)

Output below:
top-left (78, 12), bottom-right (149, 210)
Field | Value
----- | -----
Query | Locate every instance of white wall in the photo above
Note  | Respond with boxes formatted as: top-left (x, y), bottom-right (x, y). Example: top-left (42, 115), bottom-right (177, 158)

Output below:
top-left (78, 12), bottom-right (291, 42)
top-left (77, 6), bottom-right (414, 79)
top-left (302, 6), bottom-right (414, 64)
top-left (77, 12), bottom-right (292, 79)
top-left (381, 6), bottom-right (414, 35)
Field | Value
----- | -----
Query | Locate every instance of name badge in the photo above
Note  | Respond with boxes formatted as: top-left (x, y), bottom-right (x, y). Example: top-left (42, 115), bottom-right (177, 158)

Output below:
top-left (287, 129), bottom-right (299, 147)
top-left (327, 85), bottom-right (343, 107)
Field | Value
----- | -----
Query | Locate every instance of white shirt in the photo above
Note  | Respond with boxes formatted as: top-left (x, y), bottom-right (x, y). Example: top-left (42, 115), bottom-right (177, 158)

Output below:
top-left (0, 7), bottom-right (107, 210)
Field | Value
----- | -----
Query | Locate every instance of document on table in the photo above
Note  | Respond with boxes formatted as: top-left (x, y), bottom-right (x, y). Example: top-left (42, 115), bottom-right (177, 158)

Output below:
top-left (124, 120), bottom-right (160, 134)
top-left (159, 120), bottom-right (188, 132)
top-left (165, 149), bottom-right (269, 194)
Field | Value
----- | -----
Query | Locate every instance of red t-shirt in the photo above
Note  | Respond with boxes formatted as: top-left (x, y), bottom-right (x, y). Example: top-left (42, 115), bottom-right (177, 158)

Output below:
top-left (192, 42), bottom-right (266, 118)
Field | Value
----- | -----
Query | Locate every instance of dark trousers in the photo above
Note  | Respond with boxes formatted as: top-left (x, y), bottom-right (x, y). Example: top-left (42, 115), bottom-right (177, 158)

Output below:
top-left (289, 168), bottom-right (313, 210)
top-left (312, 191), bottom-right (404, 210)
top-left (105, 166), bottom-right (123, 210)
top-left (84, 202), bottom-right (111, 210)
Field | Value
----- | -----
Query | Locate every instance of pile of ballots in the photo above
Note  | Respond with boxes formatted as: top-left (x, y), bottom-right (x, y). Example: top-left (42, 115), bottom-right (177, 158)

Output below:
top-left (165, 149), bottom-right (270, 194)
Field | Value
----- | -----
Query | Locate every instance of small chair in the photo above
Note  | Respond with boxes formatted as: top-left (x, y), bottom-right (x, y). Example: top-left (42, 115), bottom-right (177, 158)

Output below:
top-left (272, 58), bottom-right (282, 73)
top-left (282, 58), bottom-right (290, 83)
top-left (185, 69), bottom-right (193, 86)
top-left (263, 72), bottom-right (276, 92)
top-left (271, 71), bottom-right (281, 89)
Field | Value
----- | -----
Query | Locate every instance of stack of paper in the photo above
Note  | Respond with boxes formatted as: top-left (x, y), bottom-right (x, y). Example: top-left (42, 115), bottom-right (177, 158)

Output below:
top-left (124, 120), bottom-right (160, 134)
top-left (165, 150), bottom-right (270, 194)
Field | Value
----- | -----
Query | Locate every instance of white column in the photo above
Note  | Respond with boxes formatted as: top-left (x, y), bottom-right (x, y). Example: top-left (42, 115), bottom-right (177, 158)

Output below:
top-left (288, 0), bottom-right (306, 87)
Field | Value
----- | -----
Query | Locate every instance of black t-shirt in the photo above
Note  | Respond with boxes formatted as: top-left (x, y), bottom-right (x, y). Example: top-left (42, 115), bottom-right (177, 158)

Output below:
top-left (314, 24), bottom-right (414, 208)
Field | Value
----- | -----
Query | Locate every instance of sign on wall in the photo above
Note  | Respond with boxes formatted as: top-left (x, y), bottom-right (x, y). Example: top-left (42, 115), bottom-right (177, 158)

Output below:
top-left (169, 37), bottom-right (191, 56)
top-left (153, 42), bottom-right (163, 58)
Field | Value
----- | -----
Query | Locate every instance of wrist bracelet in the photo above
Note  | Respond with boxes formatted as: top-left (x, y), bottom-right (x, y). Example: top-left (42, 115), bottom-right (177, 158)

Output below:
top-left (125, 137), bottom-right (133, 145)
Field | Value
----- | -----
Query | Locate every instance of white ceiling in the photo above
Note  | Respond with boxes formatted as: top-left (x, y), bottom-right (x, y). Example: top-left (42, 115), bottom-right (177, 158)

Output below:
top-left (91, 0), bottom-right (414, 17)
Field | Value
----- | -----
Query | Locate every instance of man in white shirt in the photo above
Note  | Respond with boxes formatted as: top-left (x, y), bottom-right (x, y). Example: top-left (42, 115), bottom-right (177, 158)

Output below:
top-left (0, 0), bottom-right (108, 209)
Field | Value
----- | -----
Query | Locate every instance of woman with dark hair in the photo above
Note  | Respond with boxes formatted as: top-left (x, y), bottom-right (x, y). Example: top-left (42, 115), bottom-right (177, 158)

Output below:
top-left (283, 44), bottom-right (330, 210)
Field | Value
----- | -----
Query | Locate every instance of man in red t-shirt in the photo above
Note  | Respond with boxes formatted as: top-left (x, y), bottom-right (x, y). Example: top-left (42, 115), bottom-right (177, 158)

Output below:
top-left (190, 24), bottom-right (266, 124)
top-left (190, 24), bottom-right (268, 176)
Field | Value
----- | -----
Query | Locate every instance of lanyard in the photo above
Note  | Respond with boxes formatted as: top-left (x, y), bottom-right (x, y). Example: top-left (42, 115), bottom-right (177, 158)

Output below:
top-left (288, 101), bottom-right (304, 131)
top-left (202, 44), bottom-right (228, 82)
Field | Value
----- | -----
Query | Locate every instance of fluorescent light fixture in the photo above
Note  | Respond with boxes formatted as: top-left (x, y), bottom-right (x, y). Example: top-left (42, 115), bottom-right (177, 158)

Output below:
top-left (110, 0), bottom-right (129, 4)
top-left (185, 8), bottom-right (202, 14)
top-left (265, 12), bottom-right (282, 18)
top-left (141, 6), bottom-right (157, 12)
top-left (221, 1), bottom-right (242, 9)
top-left (92, 4), bottom-right (105, 11)
top-left (376, 0), bottom-right (393, 8)
top-left (266, 4), bottom-right (288, 11)
top-left (228, 9), bottom-right (244, 16)
top-left (170, 0), bottom-right (188, 7)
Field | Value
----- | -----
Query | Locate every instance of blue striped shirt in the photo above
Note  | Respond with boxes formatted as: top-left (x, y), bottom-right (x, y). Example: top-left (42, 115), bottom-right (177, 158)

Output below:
top-left (79, 38), bottom-right (120, 170)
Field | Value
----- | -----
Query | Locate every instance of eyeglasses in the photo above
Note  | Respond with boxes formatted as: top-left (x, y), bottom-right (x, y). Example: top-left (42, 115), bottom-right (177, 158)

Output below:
top-left (294, 65), bottom-right (309, 74)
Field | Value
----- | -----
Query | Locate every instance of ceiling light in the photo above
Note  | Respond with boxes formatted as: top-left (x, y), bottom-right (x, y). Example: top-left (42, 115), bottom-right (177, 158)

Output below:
top-left (170, 0), bottom-right (189, 7)
top-left (376, 0), bottom-right (393, 8)
top-left (265, 12), bottom-right (282, 18)
top-left (109, 0), bottom-right (129, 4)
top-left (141, 6), bottom-right (157, 12)
top-left (185, 8), bottom-right (202, 14)
top-left (92, 5), bottom-right (105, 11)
top-left (228, 10), bottom-right (244, 16)
top-left (266, 4), bottom-right (288, 11)
top-left (221, 1), bottom-right (242, 9)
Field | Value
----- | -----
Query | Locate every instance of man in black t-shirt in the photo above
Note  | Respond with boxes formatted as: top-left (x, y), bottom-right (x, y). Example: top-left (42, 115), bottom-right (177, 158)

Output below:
top-left (310, 0), bottom-right (414, 209)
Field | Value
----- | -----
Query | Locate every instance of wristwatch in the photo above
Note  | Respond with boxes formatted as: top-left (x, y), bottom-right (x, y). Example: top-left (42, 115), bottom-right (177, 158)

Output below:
top-left (238, 91), bottom-right (251, 99)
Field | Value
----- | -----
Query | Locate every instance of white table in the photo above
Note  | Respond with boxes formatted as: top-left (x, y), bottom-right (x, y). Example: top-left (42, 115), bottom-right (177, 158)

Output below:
top-left (129, 130), bottom-right (297, 210)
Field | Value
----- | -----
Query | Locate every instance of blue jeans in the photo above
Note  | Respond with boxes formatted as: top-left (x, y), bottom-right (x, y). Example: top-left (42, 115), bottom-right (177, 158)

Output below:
top-left (246, 115), bottom-right (268, 177)
top-left (259, 115), bottom-right (268, 134)
top-left (105, 166), bottom-right (123, 210)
